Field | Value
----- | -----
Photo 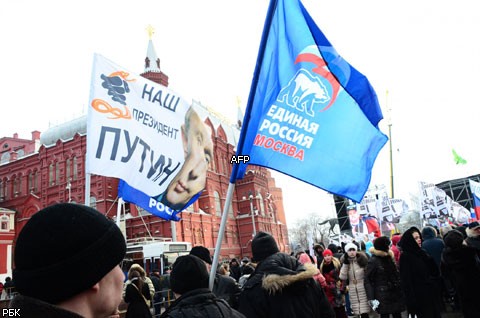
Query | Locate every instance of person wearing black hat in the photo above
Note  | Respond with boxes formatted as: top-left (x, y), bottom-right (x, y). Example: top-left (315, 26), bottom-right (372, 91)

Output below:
top-left (441, 229), bottom-right (480, 318)
top-left (159, 255), bottom-right (245, 318)
top-left (364, 236), bottom-right (405, 318)
top-left (398, 227), bottom-right (442, 318)
top-left (465, 221), bottom-right (480, 257)
top-left (189, 245), bottom-right (241, 309)
top-left (9, 203), bottom-right (126, 318)
top-left (238, 232), bottom-right (334, 318)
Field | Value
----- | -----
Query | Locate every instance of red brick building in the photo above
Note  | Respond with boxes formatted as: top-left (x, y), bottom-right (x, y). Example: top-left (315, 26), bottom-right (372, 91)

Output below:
top-left (0, 39), bottom-right (290, 273)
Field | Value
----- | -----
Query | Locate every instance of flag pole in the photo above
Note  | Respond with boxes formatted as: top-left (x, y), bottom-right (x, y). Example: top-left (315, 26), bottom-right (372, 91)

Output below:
top-left (229, 0), bottom-right (278, 180)
top-left (84, 172), bottom-right (91, 206)
top-left (209, 182), bottom-right (236, 290)
top-left (210, 0), bottom-right (279, 290)
top-left (386, 90), bottom-right (394, 198)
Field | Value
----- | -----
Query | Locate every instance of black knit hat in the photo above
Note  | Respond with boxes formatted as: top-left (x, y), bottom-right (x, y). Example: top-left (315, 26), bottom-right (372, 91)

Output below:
top-left (170, 255), bottom-right (209, 294)
top-left (189, 246), bottom-right (212, 264)
top-left (444, 230), bottom-right (464, 248)
top-left (374, 236), bottom-right (391, 252)
top-left (468, 221), bottom-right (480, 229)
top-left (251, 231), bottom-right (279, 262)
top-left (13, 203), bottom-right (126, 304)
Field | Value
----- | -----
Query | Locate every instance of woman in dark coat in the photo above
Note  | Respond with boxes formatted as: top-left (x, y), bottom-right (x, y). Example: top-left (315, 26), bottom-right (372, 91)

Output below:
top-left (364, 236), bottom-right (405, 318)
top-left (398, 227), bottom-right (441, 318)
top-left (441, 229), bottom-right (480, 318)
top-left (125, 269), bottom-right (152, 318)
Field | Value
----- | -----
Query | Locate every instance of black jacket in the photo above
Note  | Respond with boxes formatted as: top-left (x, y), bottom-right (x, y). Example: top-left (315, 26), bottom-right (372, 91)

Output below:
top-left (213, 274), bottom-right (241, 309)
top-left (238, 252), bottom-right (334, 318)
top-left (9, 295), bottom-right (84, 318)
top-left (441, 244), bottom-right (480, 318)
top-left (465, 227), bottom-right (480, 257)
top-left (364, 248), bottom-right (405, 314)
top-left (160, 288), bottom-right (245, 318)
top-left (124, 282), bottom-right (152, 318)
top-left (398, 227), bottom-right (442, 318)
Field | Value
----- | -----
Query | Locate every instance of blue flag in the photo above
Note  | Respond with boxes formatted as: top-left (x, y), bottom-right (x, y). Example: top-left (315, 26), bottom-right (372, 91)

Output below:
top-left (231, 0), bottom-right (388, 202)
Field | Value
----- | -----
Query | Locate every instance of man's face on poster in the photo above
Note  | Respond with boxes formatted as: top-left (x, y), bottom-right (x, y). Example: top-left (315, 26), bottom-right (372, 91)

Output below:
top-left (348, 208), bottom-right (360, 225)
top-left (164, 108), bottom-right (213, 209)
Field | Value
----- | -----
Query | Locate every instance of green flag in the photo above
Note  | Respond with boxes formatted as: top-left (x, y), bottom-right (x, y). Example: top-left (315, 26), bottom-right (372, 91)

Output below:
top-left (452, 149), bottom-right (467, 165)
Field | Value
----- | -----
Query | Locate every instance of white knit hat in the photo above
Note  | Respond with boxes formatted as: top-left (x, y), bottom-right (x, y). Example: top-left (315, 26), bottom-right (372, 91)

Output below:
top-left (344, 242), bottom-right (358, 252)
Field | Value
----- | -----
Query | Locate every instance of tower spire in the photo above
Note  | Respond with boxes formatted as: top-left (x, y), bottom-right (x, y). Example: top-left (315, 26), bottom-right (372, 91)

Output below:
top-left (141, 25), bottom-right (169, 87)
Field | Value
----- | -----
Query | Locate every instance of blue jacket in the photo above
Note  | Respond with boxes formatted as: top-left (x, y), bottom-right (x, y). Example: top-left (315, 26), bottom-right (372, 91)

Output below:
top-left (421, 226), bottom-right (445, 268)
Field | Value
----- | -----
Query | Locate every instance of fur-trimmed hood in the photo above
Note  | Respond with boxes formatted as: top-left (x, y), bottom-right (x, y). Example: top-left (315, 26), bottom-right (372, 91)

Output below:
top-left (369, 247), bottom-right (394, 259)
top-left (262, 262), bottom-right (318, 294)
top-left (339, 251), bottom-right (369, 267)
top-left (466, 227), bottom-right (480, 238)
top-left (243, 252), bottom-right (318, 295)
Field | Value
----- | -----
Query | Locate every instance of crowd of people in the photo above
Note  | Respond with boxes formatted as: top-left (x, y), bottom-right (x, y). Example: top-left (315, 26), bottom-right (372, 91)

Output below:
top-left (4, 202), bottom-right (479, 318)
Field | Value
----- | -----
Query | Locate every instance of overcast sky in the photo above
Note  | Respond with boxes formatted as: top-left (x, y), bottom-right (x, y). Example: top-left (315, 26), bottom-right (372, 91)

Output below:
top-left (1, 0), bottom-right (479, 225)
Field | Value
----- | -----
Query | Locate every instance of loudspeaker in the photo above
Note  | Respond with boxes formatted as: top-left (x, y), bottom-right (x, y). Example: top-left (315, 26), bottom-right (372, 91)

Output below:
top-left (333, 195), bottom-right (352, 232)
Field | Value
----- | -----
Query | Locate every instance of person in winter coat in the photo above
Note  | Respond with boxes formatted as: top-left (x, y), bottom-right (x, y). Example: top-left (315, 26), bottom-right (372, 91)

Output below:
top-left (320, 249), bottom-right (347, 318)
top-left (8, 203), bottom-right (127, 318)
top-left (398, 227), bottom-right (442, 318)
top-left (465, 221), bottom-right (480, 257)
top-left (160, 255), bottom-right (245, 318)
top-left (364, 236), bottom-right (405, 318)
top-left (123, 263), bottom-right (155, 307)
top-left (297, 252), bottom-right (327, 288)
top-left (421, 226), bottom-right (444, 268)
top-left (340, 242), bottom-right (370, 318)
top-left (441, 229), bottom-right (480, 318)
top-left (313, 242), bottom-right (326, 269)
top-left (229, 258), bottom-right (242, 282)
top-left (125, 269), bottom-right (152, 318)
top-left (190, 246), bottom-right (241, 309)
top-left (238, 232), bottom-right (334, 318)
top-left (238, 264), bottom-right (255, 289)
top-left (390, 233), bottom-right (402, 266)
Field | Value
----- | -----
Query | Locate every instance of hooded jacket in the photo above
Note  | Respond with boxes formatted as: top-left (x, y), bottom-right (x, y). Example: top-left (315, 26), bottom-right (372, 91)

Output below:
top-left (339, 251), bottom-right (370, 315)
top-left (238, 252), bottom-right (334, 318)
top-left (465, 226), bottom-right (480, 256)
top-left (398, 227), bottom-right (441, 318)
top-left (441, 230), bottom-right (480, 318)
top-left (421, 226), bottom-right (444, 268)
top-left (364, 247), bottom-right (405, 314)
top-left (390, 234), bottom-right (402, 265)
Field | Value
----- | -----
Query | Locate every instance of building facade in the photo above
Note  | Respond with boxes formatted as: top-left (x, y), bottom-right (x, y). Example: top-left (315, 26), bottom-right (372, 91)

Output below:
top-left (0, 38), bottom-right (290, 274)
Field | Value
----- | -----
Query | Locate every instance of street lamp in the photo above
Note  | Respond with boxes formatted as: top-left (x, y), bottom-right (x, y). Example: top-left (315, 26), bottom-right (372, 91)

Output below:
top-left (249, 193), bottom-right (257, 237)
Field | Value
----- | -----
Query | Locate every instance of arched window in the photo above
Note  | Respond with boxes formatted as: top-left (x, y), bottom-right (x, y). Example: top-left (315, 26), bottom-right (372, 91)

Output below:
top-left (257, 193), bottom-right (265, 216)
top-left (1, 178), bottom-right (7, 199)
top-left (55, 162), bottom-right (60, 184)
top-left (0, 152), bottom-right (10, 164)
top-left (49, 163), bottom-right (54, 185)
top-left (228, 201), bottom-right (234, 218)
top-left (66, 158), bottom-right (71, 180)
top-left (13, 174), bottom-right (21, 195)
top-left (0, 215), bottom-right (9, 231)
top-left (90, 196), bottom-right (97, 209)
top-left (214, 191), bottom-right (221, 216)
top-left (73, 156), bottom-right (78, 180)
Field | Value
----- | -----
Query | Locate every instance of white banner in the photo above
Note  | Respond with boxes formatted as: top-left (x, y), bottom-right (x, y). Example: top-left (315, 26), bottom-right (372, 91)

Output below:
top-left (87, 54), bottom-right (211, 219)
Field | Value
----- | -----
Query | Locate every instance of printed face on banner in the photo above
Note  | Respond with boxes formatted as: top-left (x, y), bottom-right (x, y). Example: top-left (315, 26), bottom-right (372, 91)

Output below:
top-left (348, 208), bottom-right (360, 225)
top-left (162, 108), bottom-right (213, 210)
top-left (87, 54), bottom-right (211, 219)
